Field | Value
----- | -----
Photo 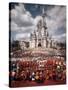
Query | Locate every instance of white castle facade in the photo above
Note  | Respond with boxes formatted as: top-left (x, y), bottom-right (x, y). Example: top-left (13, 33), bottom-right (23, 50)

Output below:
top-left (29, 9), bottom-right (56, 49)
top-left (19, 8), bottom-right (57, 49)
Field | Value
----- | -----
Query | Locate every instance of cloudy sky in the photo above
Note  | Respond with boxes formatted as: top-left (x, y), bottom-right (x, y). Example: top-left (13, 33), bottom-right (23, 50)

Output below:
top-left (9, 3), bottom-right (66, 42)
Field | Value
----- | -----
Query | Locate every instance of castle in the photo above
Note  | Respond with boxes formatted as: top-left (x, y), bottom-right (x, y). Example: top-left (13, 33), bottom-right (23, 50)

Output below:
top-left (19, 8), bottom-right (57, 50)
top-left (29, 8), bottom-right (56, 49)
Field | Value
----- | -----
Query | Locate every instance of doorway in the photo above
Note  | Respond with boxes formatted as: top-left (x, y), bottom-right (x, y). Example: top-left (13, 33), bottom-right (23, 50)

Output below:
top-left (38, 43), bottom-right (41, 47)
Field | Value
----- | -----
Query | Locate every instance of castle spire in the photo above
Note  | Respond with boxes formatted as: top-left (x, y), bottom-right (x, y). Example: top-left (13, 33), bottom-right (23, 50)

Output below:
top-left (42, 7), bottom-right (45, 18)
top-left (41, 7), bottom-right (47, 29)
top-left (42, 7), bottom-right (45, 15)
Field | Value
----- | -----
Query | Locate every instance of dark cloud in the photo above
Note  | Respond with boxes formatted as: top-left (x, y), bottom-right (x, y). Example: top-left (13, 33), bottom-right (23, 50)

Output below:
top-left (9, 3), bottom-right (66, 42)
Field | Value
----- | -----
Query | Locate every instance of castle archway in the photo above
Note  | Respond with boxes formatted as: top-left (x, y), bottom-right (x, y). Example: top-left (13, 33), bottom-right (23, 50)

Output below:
top-left (38, 43), bottom-right (41, 47)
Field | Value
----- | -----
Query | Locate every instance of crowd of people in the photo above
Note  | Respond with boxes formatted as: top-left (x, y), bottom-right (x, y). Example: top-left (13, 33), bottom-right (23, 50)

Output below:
top-left (10, 50), bottom-right (32, 58)
top-left (9, 56), bottom-right (66, 83)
